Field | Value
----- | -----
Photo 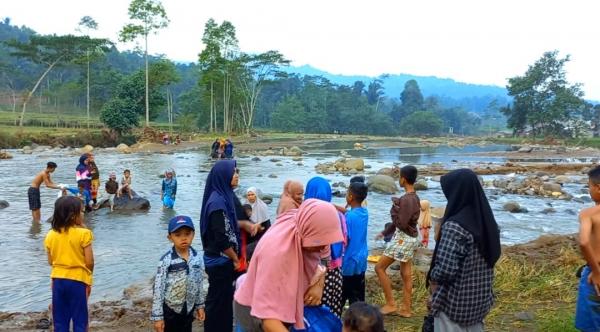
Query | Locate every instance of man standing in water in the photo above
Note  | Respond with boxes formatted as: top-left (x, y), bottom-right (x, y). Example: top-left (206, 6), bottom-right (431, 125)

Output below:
top-left (29, 162), bottom-right (61, 222)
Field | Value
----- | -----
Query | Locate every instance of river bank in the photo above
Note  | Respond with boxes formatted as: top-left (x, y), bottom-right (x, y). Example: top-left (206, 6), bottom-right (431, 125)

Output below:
top-left (0, 233), bottom-right (581, 332)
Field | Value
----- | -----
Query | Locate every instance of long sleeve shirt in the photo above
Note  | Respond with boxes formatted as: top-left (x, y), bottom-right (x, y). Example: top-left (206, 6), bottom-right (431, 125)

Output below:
top-left (429, 221), bottom-right (495, 326)
top-left (201, 210), bottom-right (239, 266)
top-left (382, 192), bottom-right (420, 238)
top-left (151, 246), bottom-right (206, 321)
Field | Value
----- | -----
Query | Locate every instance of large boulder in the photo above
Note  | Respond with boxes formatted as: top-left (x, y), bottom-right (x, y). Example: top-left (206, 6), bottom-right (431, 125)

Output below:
top-left (344, 158), bottom-right (365, 171)
top-left (116, 143), bottom-right (131, 154)
top-left (518, 145), bottom-right (533, 153)
top-left (0, 200), bottom-right (9, 209)
top-left (542, 182), bottom-right (562, 193)
top-left (98, 190), bottom-right (150, 211)
top-left (0, 151), bottom-right (12, 159)
top-left (414, 179), bottom-right (428, 191)
top-left (289, 146), bottom-right (305, 156)
top-left (377, 166), bottom-right (401, 179)
top-left (554, 175), bottom-right (572, 184)
top-left (79, 145), bottom-right (94, 154)
top-left (367, 175), bottom-right (398, 194)
top-left (504, 201), bottom-right (526, 213)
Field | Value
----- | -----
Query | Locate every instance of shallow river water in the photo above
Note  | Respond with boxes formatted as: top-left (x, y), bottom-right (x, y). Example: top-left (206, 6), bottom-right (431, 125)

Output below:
top-left (0, 141), bottom-right (586, 311)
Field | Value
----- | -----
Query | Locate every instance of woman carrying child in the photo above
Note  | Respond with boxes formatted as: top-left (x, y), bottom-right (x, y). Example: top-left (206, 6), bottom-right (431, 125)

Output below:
top-left (44, 196), bottom-right (94, 332)
top-left (234, 199), bottom-right (344, 331)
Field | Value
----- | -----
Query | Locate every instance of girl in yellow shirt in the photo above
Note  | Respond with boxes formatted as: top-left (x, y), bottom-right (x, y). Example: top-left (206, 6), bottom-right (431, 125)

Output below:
top-left (44, 196), bottom-right (94, 332)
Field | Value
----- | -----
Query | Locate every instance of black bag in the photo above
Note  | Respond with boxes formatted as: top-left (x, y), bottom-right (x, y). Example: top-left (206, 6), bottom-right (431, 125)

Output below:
top-left (422, 314), bottom-right (434, 332)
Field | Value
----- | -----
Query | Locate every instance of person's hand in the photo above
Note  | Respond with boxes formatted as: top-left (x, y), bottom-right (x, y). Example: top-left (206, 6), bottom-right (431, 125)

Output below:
top-left (375, 233), bottom-right (384, 240)
top-left (250, 223), bottom-right (260, 237)
top-left (233, 259), bottom-right (241, 271)
top-left (588, 271), bottom-right (600, 295)
top-left (154, 320), bottom-right (165, 332)
top-left (196, 308), bottom-right (205, 321)
top-left (303, 282), bottom-right (323, 306)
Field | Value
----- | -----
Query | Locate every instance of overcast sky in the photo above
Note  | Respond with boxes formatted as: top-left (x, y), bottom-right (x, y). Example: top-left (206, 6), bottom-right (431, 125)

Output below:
top-left (3, 0), bottom-right (599, 99)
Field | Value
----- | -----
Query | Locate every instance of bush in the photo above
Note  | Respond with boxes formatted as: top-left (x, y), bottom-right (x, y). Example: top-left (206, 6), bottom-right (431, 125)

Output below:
top-left (100, 98), bottom-right (139, 134)
top-left (399, 111), bottom-right (443, 136)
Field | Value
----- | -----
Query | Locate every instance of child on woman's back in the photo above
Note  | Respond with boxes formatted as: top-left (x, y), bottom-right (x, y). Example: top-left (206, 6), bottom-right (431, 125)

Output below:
top-left (44, 196), bottom-right (94, 332)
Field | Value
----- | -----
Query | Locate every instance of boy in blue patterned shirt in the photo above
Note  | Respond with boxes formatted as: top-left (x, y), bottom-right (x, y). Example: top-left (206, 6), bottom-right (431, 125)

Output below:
top-left (152, 216), bottom-right (206, 332)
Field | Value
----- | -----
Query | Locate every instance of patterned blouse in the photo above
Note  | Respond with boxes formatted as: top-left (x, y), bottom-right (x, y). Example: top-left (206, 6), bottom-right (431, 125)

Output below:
top-left (429, 221), bottom-right (495, 326)
top-left (151, 246), bottom-right (206, 320)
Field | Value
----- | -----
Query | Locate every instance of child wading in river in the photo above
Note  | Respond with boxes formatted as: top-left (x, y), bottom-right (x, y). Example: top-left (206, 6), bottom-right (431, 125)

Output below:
top-left (44, 196), bottom-right (94, 332)
top-left (161, 169), bottom-right (178, 209)
top-left (151, 216), bottom-right (206, 332)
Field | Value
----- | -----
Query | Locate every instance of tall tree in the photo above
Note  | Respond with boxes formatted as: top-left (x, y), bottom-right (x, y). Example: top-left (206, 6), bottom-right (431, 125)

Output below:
top-left (76, 16), bottom-right (99, 129)
top-left (400, 79), bottom-right (424, 111)
top-left (235, 50), bottom-right (289, 135)
top-left (366, 79), bottom-right (384, 105)
top-left (502, 50), bottom-right (586, 137)
top-left (4, 34), bottom-right (110, 126)
top-left (119, 0), bottom-right (169, 127)
top-left (198, 19), bottom-right (239, 133)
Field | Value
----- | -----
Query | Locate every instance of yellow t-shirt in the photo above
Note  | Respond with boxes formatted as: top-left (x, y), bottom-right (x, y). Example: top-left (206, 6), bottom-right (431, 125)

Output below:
top-left (44, 227), bottom-right (94, 285)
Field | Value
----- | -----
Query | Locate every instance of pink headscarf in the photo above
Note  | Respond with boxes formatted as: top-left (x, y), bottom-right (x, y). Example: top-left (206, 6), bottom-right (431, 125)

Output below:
top-left (234, 199), bottom-right (344, 329)
top-left (276, 180), bottom-right (303, 215)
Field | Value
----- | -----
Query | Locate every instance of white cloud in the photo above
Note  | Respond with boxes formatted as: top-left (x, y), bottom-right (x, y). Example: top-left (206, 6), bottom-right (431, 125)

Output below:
top-left (3, 0), bottom-right (600, 99)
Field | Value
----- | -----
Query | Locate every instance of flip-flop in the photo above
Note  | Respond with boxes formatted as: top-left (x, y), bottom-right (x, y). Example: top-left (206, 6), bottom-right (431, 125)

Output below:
top-left (36, 318), bottom-right (50, 329)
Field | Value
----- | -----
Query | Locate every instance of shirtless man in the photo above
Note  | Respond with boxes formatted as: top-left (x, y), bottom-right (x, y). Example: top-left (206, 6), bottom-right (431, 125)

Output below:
top-left (576, 165), bottom-right (600, 331)
top-left (29, 162), bottom-right (61, 222)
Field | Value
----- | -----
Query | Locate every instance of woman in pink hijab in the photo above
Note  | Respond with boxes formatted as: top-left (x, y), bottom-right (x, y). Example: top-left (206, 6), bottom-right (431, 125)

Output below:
top-left (276, 180), bottom-right (304, 216)
top-left (234, 199), bottom-right (344, 331)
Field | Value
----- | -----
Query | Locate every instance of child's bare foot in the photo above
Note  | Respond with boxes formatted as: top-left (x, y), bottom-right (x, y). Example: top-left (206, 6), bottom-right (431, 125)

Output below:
top-left (397, 307), bottom-right (412, 318)
top-left (380, 304), bottom-right (397, 315)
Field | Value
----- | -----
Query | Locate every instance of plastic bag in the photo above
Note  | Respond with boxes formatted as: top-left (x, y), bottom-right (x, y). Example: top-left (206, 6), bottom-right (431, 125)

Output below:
top-left (291, 306), bottom-right (342, 332)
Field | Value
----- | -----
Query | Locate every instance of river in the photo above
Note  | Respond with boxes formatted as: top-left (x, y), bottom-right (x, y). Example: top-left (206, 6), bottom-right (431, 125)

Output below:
top-left (0, 141), bottom-right (585, 311)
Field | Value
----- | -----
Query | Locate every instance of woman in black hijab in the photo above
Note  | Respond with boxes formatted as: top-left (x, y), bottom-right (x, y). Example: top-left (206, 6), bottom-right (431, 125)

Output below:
top-left (426, 169), bottom-right (500, 331)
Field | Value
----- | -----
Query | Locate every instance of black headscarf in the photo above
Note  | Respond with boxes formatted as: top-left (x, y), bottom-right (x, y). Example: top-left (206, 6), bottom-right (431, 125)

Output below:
top-left (430, 169), bottom-right (501, 276)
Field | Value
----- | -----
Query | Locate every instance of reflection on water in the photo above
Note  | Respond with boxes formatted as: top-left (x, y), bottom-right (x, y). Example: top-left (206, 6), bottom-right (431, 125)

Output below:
top-left (0, 142), bottom-right (583, 312)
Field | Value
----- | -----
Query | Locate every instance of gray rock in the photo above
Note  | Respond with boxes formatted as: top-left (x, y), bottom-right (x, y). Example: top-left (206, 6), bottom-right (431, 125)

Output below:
top-left (268, 174), bottom-right (278, 178)
top-left (269, 158), bottom-right (281, 163)
top-left (493, 178), bottom-right (510, 189)
top-left (367, 175), bottom-right (398, 194)
top-left (0, 200), bottom-right (9, 209)
top-left (514, 311), bottom-right (535, 321)
top-left (292, 157), bottom-right (303, 162)
top-left (503, 201), bottom-right (524, 213)
top-left (289, 146), bottom-right (305, 155)
top-left (98, 190), bottom-right (150, 211)
top-left (333, 190), bottom-right (347, 198)
top-left (344, 158), bottom-right (365, 171)
top-left (414, 179), bottom-right (428, 191)
top-left (554, 175), bottom-right (572, 184)
top-left (542, 207), bottom-right (556, 214)
top-left (542, 182), bottom-right (562, 193)
top-left (251, 157), bottom-right (261, 161)
top-left (276, 163), bottom-right (283, 166)
top-left (518, 145), bottom-right (533, 153)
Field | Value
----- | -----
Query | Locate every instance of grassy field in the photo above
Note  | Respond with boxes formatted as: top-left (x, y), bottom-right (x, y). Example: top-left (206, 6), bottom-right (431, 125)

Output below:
top-left (370, 235), bottom-right (581, 331)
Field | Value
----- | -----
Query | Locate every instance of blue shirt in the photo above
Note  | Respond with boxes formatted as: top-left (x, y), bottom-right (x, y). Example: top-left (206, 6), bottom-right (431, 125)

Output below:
top-left (342, 207), bottom-right (369, 276)
top-left (162, 178), bottom-right (177, 197)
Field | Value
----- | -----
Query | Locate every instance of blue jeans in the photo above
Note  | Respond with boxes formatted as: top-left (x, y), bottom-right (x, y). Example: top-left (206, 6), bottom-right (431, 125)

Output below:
top-left (52, 278), bottom-right (88, 332)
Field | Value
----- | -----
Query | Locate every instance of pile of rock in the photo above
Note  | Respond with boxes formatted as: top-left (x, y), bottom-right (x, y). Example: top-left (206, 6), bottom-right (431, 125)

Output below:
top-left (0, 151), bottom-right (12, 159)
top-left (255, 146), bottom-right (306, 157)
top-left (315, 158), bottom-right (365, 175)
top-left (491, 175), bottom-right (572, 200)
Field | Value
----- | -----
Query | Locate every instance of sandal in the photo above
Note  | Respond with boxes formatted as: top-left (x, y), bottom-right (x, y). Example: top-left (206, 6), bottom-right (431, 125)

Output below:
top-left (36, 318), bottom-right (51, 329)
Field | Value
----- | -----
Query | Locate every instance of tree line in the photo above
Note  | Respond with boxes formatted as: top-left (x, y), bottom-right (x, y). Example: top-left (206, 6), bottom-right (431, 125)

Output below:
top-left (1, 0), bottom-right (597, 138)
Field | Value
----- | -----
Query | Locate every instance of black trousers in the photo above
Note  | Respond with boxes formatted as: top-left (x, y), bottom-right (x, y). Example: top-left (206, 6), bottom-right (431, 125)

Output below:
top-left (163, 303), bottom-right (194, 332)
top-left (342, 273), bottom-right (366, 307)
top-left (205, 261), bottom-right (235, 332)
